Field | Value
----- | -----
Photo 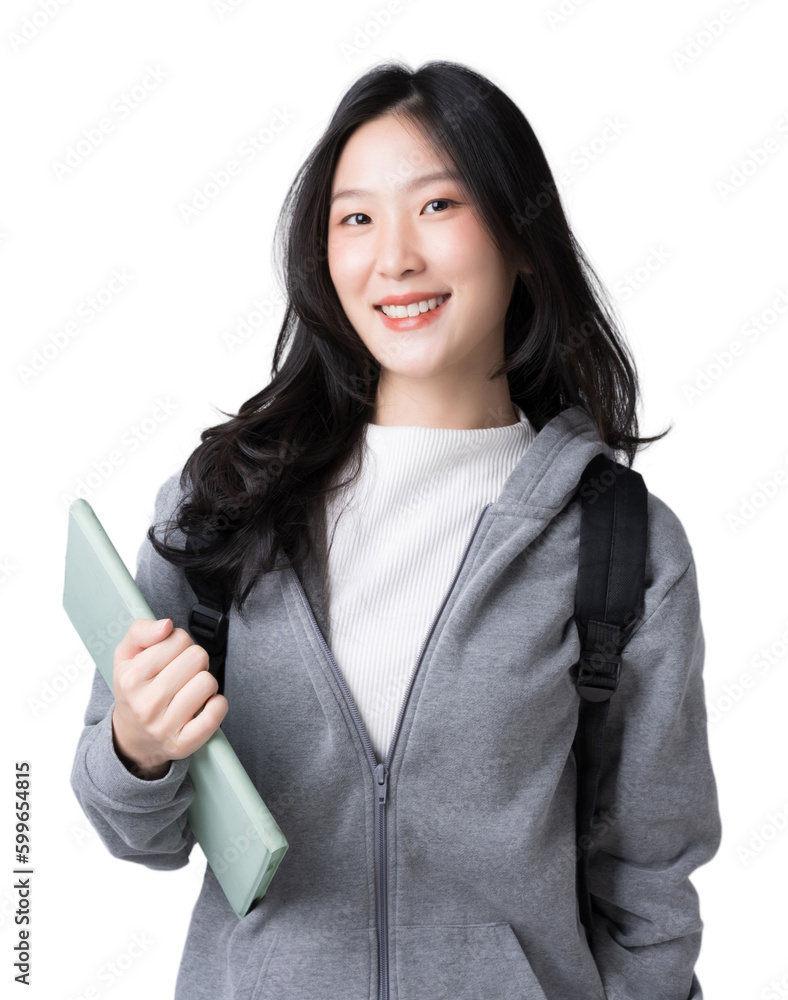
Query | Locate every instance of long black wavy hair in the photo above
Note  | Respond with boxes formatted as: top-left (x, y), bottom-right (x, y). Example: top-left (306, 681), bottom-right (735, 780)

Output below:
top-left (148, 59), bottom-right (669, 622)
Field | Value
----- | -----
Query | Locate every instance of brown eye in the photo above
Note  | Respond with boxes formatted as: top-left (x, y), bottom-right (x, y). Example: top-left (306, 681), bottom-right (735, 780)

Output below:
top-left (341, 213), bottom-right (371, 226)
top-left (424, 199), bottom-right (458, 213)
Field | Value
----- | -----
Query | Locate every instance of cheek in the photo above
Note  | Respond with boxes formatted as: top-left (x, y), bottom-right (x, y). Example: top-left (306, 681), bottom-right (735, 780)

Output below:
top-left (432, 216), bottom-right (494, 277)
top-left (328, 237), bottom-right (369, 286)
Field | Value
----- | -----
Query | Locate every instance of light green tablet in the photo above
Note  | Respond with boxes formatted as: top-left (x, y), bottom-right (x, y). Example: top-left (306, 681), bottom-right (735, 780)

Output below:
top-left (63, 498), bottom-right (288, 919)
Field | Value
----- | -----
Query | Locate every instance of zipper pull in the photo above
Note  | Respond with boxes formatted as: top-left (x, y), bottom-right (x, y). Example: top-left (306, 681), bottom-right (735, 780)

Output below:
top-left (374, 763), bottom-right (388, 806)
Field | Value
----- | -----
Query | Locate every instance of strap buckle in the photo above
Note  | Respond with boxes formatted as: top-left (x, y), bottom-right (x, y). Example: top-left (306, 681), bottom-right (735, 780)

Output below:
top-left (576, 648), bottom-right (621, 702)
top-left (188, 602), bottom-right (229, 650)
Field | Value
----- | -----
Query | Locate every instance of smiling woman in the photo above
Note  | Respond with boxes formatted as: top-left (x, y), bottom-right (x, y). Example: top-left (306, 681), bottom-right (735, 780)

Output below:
top-left (70, 58), bottom-right (721, 1000)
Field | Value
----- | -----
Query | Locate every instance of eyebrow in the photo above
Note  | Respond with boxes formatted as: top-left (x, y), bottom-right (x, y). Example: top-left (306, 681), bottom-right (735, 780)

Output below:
top-left (329, 170), bottom-right (461, 207)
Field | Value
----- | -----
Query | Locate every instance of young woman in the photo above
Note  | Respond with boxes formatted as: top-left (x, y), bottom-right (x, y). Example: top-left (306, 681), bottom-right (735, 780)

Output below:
top-left (71, 60), bottom-right (722, 1000)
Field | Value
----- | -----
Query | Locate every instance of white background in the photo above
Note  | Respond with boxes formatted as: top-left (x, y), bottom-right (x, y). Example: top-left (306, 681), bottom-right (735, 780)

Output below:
top-left (2, 0), bottom-right (787, 997)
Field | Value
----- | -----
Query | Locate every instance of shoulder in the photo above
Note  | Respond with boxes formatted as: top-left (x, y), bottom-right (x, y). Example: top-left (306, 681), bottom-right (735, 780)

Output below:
top-left (646, 489), bottom-right (694, 576)
top-left (151, 468), bottom-right (192, 521)
top-left (156, 468), bottom-right (189, 506)
top-left (641, 486), bottom-right (698, 618)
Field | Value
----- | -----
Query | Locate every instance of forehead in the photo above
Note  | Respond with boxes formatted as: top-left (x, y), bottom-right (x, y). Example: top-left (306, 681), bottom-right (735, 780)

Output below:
top-left (330, 116), bottom-right (458, 201)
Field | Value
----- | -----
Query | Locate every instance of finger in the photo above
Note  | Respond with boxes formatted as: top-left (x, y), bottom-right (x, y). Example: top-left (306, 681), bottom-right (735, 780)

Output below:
top-left (169, 692), bottom-right (229, 756)
top-left (146, 643), bottom-right (213, 709)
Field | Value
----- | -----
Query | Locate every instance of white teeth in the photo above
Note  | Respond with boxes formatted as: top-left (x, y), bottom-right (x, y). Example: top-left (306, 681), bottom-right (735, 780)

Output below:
top-left (380, 294), bottom-right (449, 319)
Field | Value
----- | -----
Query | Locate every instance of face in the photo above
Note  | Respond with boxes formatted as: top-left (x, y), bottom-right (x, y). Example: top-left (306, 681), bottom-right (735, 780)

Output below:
top-left (327, 114), bottom-right (520, 407)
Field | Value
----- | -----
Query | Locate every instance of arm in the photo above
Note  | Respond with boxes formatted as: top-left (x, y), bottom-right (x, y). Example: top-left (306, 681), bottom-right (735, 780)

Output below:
top-left (585, 552), bottom-right (723, 999)
top-left (69, 472), bottom-right (199, 870)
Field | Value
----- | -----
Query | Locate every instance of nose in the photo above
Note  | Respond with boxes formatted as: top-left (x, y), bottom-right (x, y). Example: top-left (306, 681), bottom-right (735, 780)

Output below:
top-left (373, 217), bottom-right (425, 278)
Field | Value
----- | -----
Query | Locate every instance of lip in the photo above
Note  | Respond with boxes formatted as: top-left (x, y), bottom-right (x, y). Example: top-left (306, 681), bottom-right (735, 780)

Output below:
top-left (374, 291), bottom-right (451, 307)
top-left (375, 292), bottom-right (452, 332)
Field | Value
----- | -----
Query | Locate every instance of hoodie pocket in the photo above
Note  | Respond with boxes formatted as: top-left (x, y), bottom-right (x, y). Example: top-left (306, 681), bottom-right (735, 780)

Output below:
top-left (226, 913), bottom-right (279, 1000)
top-left (244, 924), bottom-right (377, 1000)
top-left (395, 922), bottom-right (549, 1000)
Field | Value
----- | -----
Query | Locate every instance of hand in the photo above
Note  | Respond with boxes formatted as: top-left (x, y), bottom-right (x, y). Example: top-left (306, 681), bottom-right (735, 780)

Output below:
top-left (110, 618), bottom-right (229, 780)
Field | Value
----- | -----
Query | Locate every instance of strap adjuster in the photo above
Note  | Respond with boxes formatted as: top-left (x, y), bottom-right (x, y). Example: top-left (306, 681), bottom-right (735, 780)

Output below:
top-left (576, 648), bottom-right (621, 702)
top-left (188, 602), bottom-right (229, 649)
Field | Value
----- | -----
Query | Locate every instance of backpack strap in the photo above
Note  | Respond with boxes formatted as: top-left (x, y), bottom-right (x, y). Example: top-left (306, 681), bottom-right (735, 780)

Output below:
top-left (572, 452), bottom-right (648, 951)
top-left (184, 533), bottom-right (231, 698)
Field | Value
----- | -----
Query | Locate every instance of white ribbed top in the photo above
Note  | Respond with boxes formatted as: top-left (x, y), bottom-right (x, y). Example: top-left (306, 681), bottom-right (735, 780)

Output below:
top-left (323, 404), bottom-right (536, 762)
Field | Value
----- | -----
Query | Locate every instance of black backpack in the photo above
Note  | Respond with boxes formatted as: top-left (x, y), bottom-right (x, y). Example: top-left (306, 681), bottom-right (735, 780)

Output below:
top-left (184, 451), bottom-right (648, 955)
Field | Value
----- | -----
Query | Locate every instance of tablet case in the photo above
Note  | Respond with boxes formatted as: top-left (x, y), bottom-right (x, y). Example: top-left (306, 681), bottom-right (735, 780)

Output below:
top-left (63, 498), bottom-right (288, 919)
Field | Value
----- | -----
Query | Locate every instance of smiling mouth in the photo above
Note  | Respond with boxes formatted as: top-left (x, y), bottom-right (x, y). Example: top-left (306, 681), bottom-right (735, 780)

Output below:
top-left (373, 293), bottom-right (453, 333)
top-left (374, 293), bottom-right (452, 319)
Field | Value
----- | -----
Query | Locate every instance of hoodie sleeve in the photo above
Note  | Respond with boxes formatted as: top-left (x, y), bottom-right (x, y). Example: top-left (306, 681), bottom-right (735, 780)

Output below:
top-left (69, 472), bottom-right (199, 871)
top-left (584, 539), bottom-right (722, 999)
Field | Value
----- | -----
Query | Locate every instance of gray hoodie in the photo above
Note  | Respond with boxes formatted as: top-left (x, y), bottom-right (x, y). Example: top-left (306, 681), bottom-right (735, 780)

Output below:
top-left (70, 405), bottom-right (722, 1000)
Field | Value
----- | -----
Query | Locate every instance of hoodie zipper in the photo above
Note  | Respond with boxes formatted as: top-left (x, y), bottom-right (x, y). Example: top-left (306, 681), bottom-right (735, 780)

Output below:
top-left (290, 501), bottom-right (492, 1000)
